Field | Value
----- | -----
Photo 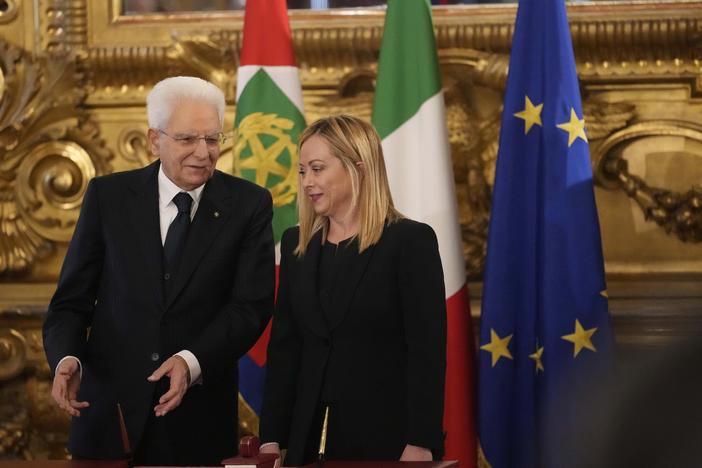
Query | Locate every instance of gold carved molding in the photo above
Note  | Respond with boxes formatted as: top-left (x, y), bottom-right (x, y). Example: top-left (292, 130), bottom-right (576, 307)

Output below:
top-left (0, 0), bottom-right (700, 279)
top-left (1, 0), bottom-right (702, 462)
top-left (593, 120), bottom-right (702, 243)
top-left (26, 1), bottom-right (699, 100)
top-left (0, 307), bottom-right (68, 459)
top-left (0, 38), bottom-right (112, 276)
top-left (0, 1), bottom-right (20, 26)
top-left (0, 1), bottom-right (700, 280)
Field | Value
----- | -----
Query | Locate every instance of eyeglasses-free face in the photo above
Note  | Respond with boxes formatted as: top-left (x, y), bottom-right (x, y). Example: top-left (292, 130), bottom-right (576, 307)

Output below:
top-left (299, 134), bottom-right (356, 222)
top-left (148, 100), bottom-right (223, 191)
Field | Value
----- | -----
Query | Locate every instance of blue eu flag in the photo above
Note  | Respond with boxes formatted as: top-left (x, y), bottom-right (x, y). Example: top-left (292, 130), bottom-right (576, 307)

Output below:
top-left (478, 1), bottom-right (614, 467)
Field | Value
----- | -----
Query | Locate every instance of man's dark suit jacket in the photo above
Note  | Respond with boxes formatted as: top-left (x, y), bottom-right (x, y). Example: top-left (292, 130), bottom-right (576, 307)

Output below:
top-left (260, 219), bottom-right (447, 465)
top-left (43, 161), bottom-right (275, 464)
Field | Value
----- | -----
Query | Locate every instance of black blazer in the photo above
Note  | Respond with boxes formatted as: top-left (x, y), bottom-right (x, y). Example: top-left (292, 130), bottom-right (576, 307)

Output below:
top-left (260, 219), bottom-right (446, 465)
top-left (43, 162), bottom-right (275, 464)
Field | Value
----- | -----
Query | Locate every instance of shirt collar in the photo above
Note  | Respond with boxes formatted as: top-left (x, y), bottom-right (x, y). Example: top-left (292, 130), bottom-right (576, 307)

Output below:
top-left (158, 164), bottom-right (205, 209)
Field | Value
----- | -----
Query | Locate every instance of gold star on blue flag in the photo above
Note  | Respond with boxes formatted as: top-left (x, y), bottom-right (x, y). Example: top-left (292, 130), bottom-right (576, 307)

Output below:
top-left (478, 1), bottom-right (614, 467)
top-left (514, 96), bottom-right (543, 134)
top-left (557, 108), bottom-right (588, 146)
top-left (480, 329), bottom-right (514, 367)
top-left (528, 343), bottom-right (545, 373)
top-left (561, 319), bottom-right (598, 357)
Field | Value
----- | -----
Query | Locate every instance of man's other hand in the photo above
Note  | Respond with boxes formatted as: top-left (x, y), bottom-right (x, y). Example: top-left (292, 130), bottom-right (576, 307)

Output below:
top-left (51, 358), bottom-right (89, 417)
top-left (148, 355), bottom-right (190, 417)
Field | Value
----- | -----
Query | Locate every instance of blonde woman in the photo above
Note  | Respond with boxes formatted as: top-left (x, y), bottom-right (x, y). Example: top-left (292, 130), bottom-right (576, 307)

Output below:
top-left (260, 115), bottom-right (446, 466)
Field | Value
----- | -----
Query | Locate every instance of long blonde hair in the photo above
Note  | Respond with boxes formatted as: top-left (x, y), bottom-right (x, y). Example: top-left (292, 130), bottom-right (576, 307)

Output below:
top-left (296, 115), bottom-right (403, 255)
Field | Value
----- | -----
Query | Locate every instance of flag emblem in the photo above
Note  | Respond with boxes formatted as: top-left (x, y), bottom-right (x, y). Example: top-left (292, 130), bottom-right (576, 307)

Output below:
top-left (234, 111), bottom-right (299, 208)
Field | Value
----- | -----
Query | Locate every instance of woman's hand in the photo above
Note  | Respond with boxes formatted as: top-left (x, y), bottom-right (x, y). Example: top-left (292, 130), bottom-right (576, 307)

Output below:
top-left (399, 444), bottom-right (433, 461)
top-left (259, 442), bottom-right (282, 468)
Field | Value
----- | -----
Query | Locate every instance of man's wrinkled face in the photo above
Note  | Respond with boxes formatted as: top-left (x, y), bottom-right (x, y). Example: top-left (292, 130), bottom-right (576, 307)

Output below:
top-left (149, 100), bottom-right (222, 191)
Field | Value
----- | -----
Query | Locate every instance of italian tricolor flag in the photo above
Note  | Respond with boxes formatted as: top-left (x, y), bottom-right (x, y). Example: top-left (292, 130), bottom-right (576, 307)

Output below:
top-left (372, 1), bottom-right (477, 466)
top-left (234, 0), bottom-right (305, 424)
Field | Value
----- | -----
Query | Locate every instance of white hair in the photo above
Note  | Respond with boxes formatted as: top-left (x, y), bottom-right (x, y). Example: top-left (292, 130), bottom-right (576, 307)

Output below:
top-left (146, 76), bottom-right (225, 129)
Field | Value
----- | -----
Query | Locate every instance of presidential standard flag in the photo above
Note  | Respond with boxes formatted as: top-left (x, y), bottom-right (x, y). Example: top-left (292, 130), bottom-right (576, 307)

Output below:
top-left (372, 1), bottom-right (477, 466)
top-left (234, 0), bottom-right (305, 428)
top-left (478, 1), bottom-right (614, 467)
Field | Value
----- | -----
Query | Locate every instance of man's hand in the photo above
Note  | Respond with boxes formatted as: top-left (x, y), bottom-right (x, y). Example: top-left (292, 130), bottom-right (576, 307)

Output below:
top-left (147, 355), bottom-right (190, 417)
top-left (51, 358), bottom-right (89, 417)
top-left (259, 442), bottom-right (281, 468)
top-left (399, 444), bottom-right (432, 461)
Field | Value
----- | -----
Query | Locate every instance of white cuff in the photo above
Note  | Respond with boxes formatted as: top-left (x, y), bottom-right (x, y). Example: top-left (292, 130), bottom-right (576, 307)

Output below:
top-left (56, 356), bottom-right (82, 379)
top-left (259, 442), bottom-right (280, 451)
top-left (175, 350), bottom-right (202, 386)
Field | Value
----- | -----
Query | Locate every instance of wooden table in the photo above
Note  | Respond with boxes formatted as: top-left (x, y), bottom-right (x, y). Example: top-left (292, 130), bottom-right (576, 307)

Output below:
top-left (0, 462), bottom-right (128, 468)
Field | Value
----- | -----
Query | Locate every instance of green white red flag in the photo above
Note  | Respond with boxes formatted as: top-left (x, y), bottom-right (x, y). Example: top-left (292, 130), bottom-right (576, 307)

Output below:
top-left (372, 1), bottom-right (477, 466)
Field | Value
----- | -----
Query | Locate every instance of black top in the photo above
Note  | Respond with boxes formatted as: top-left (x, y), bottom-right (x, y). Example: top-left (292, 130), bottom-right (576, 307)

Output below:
top-left (318, 238), bottom-right (356, 322)
top-left (261, 220), bottom-right (447, 465)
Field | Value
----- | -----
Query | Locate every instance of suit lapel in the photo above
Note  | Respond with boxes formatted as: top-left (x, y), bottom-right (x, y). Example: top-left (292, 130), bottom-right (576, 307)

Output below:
top-left (295, 230), bottom-right (330, 339)
top-left (165, 172), bottom-right (232, 309)
top-left (127, 162), bottom-right (165, 311)
top-left (326, 240), bottom-right (375, 331)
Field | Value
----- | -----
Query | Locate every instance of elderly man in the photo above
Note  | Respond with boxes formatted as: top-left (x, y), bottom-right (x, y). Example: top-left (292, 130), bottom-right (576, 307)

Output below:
top-left (43, 76), bottom-right (275, 465)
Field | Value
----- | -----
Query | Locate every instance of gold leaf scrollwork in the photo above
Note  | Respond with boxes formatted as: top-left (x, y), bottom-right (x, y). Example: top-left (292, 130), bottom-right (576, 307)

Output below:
top-left (0, 327), bottom-right (32, 458)
top-left (15, 141), bottom-right (95, 242)
top-left (593, 121), bottom-right (702, 243)
top-left (0, 0), bottom-right (19, 25)
top-left (0, 329), bottom-right (27, 381)
top-left (0, 409), bottom-right (29, 458)
top-left (0, 63), bottom-right (5, 100)
top-left (171, 30), bottom-right (241, 96)
top-left (0, 39), bottom-right (112, 274)
top-left (583, 100), bottom-right (636, 141)
top-left (118, 127), bottom-right (155, 168)
top-left (0, 311), bottom-right (68, 459)
top-left (444, 79), bottom-right (497, 278)
top-left (440, 49), bottom-right (509, 92)
top-left (0, 189), bottom-right (51, 274)
top-left (305, 93), bottom-right (373, 124)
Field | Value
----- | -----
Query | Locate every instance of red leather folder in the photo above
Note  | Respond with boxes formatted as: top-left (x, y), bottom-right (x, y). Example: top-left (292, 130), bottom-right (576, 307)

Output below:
top-left (221, 454), bottom-right (278, 468)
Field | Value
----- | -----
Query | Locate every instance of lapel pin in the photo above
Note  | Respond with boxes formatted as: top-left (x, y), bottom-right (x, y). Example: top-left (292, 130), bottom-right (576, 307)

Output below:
top-left (214, 211), bottom-right (220, 218)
